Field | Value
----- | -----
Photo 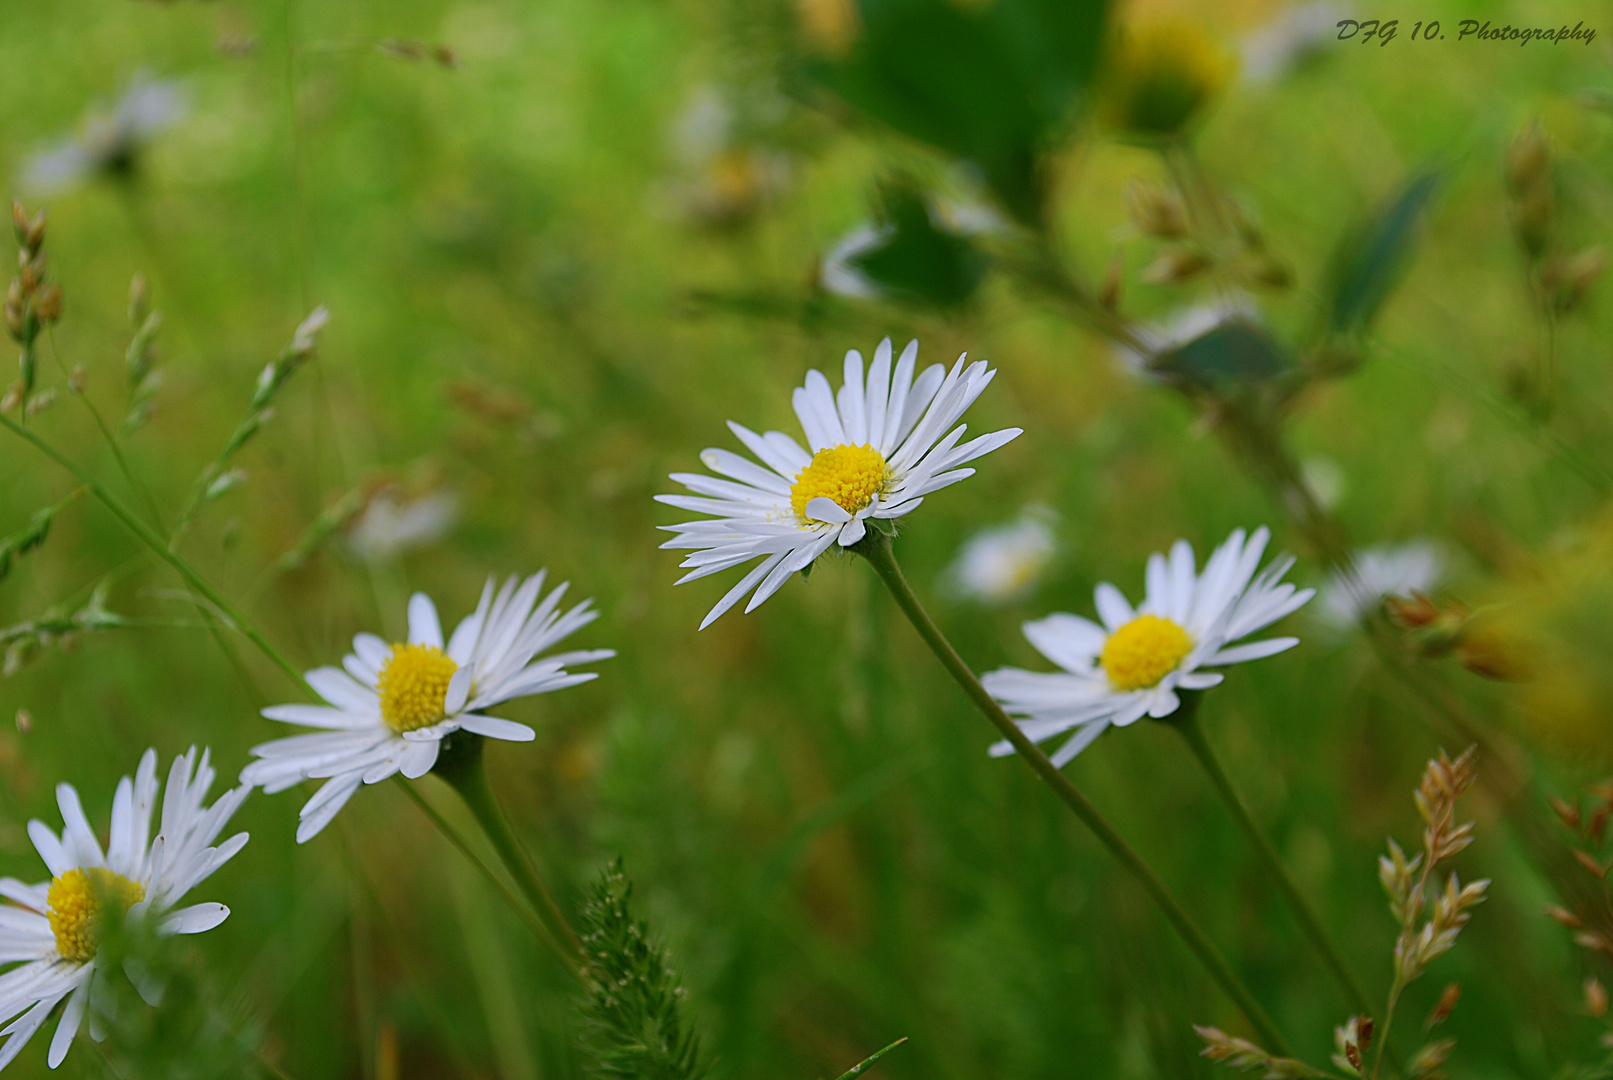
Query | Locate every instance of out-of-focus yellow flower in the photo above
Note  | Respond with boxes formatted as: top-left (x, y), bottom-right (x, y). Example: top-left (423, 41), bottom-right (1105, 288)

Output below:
top-left (796, 0), bottom-right (859, 56)
top-left (1471, 510), bottom-right (1613, 758)
top-left (1100, 20), bottom-right (1236, 141)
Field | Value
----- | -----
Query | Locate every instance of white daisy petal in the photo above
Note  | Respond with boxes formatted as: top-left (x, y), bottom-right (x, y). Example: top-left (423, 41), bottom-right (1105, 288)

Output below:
top-left (864, 338), bottom-right (893, 450)
top-left (1205, 637), bottom-right (1300, 665)
top-left (296, 774), bottom-right (364, 844)
top-left (159, 903), bottom-right (230, 936)
top-left (1021, 614), bottom-right (1107, 672)
top-left (1094, 584), bottom-right (1134, 632)
top-left (1050, 721), bottom-right (1112, 766)
top-left (803, 497), bottom-right (851, 525)
top-left (399, 739), bottom-right (441, 778)
top-left (407, 593), bottom-right (444, 648)
top-left (458, 715), bottom-right (536, 742)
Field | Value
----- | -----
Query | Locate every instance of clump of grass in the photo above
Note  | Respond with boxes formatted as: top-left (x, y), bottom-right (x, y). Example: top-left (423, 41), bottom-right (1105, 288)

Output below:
top-left (578, 859), bottom-right (705, 1080)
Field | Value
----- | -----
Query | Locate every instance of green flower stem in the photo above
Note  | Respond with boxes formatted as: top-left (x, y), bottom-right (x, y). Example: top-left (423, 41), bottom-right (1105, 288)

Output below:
top-left (431, 733), bottom-right (586, 980)
top-left (1168, 703), bottom-right (1374, 1016)
top-left (0, 413), bottom-right (309, 694)
top-left (854, 529), bottom-right (1291, 1056)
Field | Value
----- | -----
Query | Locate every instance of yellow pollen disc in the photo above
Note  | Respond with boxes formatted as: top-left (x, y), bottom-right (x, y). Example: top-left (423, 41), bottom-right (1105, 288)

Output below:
top-left (1100, 615), bottom-right (1194, 692)
top-left (377, 643), bottom-right (458, 733)
top-left (48, 867), bottom-right (145, 963)
top-left (790, 444), bottom-right (890, 523)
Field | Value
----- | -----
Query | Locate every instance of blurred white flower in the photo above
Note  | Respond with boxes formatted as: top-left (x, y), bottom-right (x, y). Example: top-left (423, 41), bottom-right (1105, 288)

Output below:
top-left (1115, 296), bottom-right (1259, 377)
top-left (21, 77), bottom-right (186, 195)
top-left (243, 577), bottom-right (612, 842)
top-left (1241, 2), bottom-right (1350, 85)
top-left (943, 510), bottom-right (1056, 604)
top-left (1318, 542), bottom-right (1443, 628)
top-left (662, 85), bottom-right (791, 225)
top-left (657, 338), bottom-right (1021, 628)
top-left (348, 488), bottom-right (458, 562)
top-left (819, 224), bottom-right (892, 300)
top-left (984, 527), bottom-right (1312, 765)
top-left (1300, 456), bottom-right (1346, 511)
top-left (0, 748), bottom-right (249, 1070)
top-left (819, 198), bottom-right (1001, 302)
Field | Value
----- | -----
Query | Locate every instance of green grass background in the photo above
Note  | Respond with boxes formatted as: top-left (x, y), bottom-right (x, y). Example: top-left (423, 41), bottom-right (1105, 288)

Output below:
top-left (2, 0), bottom-right (1612, 1076)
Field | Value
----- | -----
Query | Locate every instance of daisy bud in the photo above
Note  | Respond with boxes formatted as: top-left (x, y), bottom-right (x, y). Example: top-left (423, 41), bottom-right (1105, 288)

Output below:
top-left (13, 708), bottom-right (31, 733)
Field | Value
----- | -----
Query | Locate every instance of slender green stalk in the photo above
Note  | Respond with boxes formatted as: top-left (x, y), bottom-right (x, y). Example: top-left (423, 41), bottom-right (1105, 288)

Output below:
top-left (0, 413), bottom-right (309, 693)
top-left (853, 529), bottom-right (1291, 1055)
top-left (1168, 704), bottom-right (1373, 1015)
top-left (46, 328), bottom-right (164, 530)
top-left (431, 734), bottom-right (586, 979)
top-left (834, 1036), bottom-right (908, 1080)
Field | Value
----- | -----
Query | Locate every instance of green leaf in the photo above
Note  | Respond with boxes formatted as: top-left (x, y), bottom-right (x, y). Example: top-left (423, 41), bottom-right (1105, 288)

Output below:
top-left (846, 180), bottom-right (990, 307)
top-left (811, 0), bottom-right (1109, 223)
top-left (1152, 319), bottom-right (1289, 391)
top-left (1324, 170), bottom-right (1440, 335)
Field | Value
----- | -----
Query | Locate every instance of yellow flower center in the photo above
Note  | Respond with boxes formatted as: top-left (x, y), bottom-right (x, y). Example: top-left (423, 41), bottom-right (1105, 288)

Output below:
top-left (377, 643), bottom-right (458, 733)
top-left (790, 444), bottom-right (890, 523)
top-left (48, 867), bottom-right (145, 963)
top-left (1100, 615), bottom-right (1194, 691)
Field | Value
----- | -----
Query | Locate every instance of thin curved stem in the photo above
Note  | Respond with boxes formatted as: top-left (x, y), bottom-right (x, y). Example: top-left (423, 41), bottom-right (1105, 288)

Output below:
top-left (0, 413), bottom-right (309, 693)
top-left (853, 529), bottom-right (1291, 1055)
top-left (1170, 705), bottom-right (1374, 1015)
top-left (431, 734), bottom-right (586, 981)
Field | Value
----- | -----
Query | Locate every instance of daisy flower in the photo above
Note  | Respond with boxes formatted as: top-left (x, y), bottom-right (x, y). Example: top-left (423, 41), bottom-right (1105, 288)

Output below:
top-left (242, 574), bottom-right (613, 842)
top-left (347, 487), bottom-right (458, 562)
top-left (1114, 296), bottom-right (1259, 378)
top-left (982, 527), bottom-right (1313, 765)
top-left (0, 748), bottom-right (248, 1071)
top-left (942, 509), bottom-right (1056, 604)
top-left (21, 77), bottom-right (186, 196)
top-left (1318, 541), bottom-right (1443, 628)
top-left (657, 338), bottom-right (1022, 628)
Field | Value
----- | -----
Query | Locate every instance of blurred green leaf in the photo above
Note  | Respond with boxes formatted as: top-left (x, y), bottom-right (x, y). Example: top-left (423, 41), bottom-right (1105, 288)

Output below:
top-left (1324, 170), bottom-right (1441, 336)
top-left (811, 0), bottom-right (1109, 223)
top-left (847, 180), bottom-right (990, 307)
top-left (1153, 319), bottom-right (1288, 391)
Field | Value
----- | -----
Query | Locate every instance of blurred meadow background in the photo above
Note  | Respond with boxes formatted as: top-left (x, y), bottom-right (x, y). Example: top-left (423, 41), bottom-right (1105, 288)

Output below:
top-left (3, 0), bottom-right (1613, 1076)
